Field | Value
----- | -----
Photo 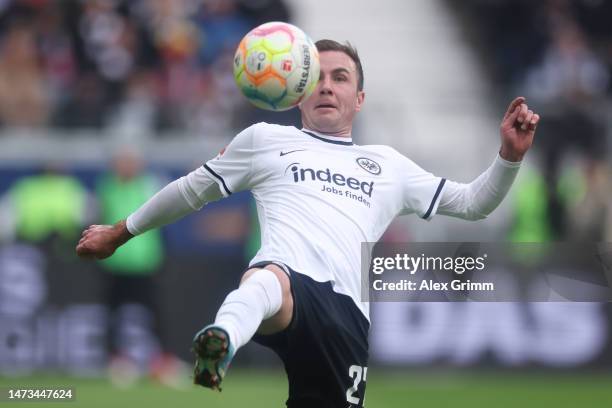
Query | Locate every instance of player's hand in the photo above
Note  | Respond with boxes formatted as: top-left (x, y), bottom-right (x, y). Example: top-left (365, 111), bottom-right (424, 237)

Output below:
top-left (499, 96), bottom-right (540, 162)
top-left (76, 220), bottom-right (133, 260)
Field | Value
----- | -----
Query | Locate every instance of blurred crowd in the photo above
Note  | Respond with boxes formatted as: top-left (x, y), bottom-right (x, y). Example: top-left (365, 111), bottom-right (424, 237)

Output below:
top-left (0, 149), bottom-right (252, 379)
top-left (455, 0), bottom-right (612, 243)
top-left (0, 0), bottom-right (291, 134)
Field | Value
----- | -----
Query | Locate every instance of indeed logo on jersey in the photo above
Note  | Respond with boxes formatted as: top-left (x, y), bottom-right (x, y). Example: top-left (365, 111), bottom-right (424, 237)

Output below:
top-left (289, 165), bottom-right (374, 197)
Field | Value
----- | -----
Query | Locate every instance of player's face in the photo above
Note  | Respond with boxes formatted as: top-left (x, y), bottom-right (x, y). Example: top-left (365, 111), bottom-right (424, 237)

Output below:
top-left (300, 51), bottom-right (365, 137)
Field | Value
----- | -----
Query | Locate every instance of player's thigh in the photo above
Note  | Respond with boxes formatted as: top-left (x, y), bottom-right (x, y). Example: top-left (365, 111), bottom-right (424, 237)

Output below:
top-left (241, 264), bottom-right (293, 334)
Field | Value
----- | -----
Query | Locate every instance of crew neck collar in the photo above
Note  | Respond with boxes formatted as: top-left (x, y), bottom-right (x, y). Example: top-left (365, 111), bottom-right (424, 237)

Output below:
top-left (301, 128), bottom-right (353, 146)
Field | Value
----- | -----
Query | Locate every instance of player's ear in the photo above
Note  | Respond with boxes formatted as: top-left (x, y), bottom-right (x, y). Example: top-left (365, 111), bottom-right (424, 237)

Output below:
top-left (355, 91), bottom-right (365, 112)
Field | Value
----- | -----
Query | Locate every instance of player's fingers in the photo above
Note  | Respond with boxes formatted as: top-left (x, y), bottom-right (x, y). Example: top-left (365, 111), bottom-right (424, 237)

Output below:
top-left (78, 248), bottom-right (99, 260)
top-left (81, 231), bottom-right (94, 240)
top-left (78, 238), bottom-right (93, 250)
top-left (516, 103), bottom-right (529, 124)
top-left (76, 243), bottom-right (92, 258)
top-left (504, 105), bottom-right (521, 126)
top-left (521, 110), bottom-right (534, 130)
top-left (504, 97), bottom-right (526, 119)
top-left (528, 113), bottom-right (540, 131)
top-left (86, 225), bottom-right (102, 234)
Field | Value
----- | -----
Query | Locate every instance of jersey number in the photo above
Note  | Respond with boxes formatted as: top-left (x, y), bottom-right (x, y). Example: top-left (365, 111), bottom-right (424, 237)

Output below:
top-left (346, 365), bottom-right (367, 405)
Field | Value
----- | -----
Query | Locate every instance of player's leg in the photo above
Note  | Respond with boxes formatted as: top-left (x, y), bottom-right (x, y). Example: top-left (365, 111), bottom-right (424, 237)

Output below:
top-left (192, 264), bottom-right (293, 390)
top-left (253, 269), bottom-right (370, 407)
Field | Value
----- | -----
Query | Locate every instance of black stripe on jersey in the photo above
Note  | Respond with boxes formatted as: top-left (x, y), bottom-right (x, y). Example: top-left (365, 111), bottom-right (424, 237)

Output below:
top-left (422, 178), bottom-right (446, 220)
top-left (203, 164), bottom-right (232, 196)
top-left (302, 130), bottom-right (354, 146)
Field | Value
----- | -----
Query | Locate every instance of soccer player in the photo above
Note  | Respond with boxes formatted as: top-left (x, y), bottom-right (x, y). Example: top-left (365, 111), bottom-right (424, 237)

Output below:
top-left (76, 39), bottom-right (539, 407)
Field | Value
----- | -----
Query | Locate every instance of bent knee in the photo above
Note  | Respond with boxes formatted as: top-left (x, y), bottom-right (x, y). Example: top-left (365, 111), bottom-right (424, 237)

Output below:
top-left (241, 264), bottom-right (293, 333)
top-left (241, 264), bottom-right (291, 299)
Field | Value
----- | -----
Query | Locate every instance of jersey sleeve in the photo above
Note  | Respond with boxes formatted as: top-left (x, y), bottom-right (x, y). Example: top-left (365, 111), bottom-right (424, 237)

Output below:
top-left (202, 124), bottom-right (259, 196)
top-left (397, 155), bottom-right (447, 220)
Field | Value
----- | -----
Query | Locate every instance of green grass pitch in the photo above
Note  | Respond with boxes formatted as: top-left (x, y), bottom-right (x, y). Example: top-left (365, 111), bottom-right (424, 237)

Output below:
top-left (1, 369), bottom-right (611, 407)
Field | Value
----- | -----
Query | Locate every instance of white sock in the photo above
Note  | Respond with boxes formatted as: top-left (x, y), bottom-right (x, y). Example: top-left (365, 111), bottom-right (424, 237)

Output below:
top-left (213, 268), bottom-right (283, 350)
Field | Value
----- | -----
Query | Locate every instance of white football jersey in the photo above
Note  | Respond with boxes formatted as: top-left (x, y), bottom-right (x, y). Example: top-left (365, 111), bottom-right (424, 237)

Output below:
top-left (204, 122), bottom-right (446, 320)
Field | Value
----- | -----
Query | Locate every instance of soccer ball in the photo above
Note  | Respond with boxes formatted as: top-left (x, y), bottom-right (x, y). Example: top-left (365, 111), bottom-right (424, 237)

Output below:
top-left (233, 22), bottom-right (320, 111)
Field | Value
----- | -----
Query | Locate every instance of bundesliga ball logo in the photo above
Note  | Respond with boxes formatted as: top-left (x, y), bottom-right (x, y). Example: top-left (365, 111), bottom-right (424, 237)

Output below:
top-left (233, 22), bottom-right (320, 111)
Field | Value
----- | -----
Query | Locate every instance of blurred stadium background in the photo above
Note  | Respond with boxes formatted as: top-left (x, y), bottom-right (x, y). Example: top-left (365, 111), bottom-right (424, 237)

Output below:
top-left (0, 0), bottom-right (611, 406)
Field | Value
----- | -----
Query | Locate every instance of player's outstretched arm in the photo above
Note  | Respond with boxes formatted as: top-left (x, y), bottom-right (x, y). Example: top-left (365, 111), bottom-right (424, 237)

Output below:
top-left (438, 97), bottom-right (540, 221)
top-left (76, 167), bottom-right (224, 260)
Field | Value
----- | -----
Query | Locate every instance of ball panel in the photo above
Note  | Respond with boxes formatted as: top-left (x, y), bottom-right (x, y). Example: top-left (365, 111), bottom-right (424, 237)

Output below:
top-left (276, 93), bottom-right (303, 109)
top-left (244, 48), bottom-right (272, 78)
top-left (256, 75), bottom-right (287, 101)
top-left (271, 52), bottom-right (297, 80)
top-left (251, 22), bottom-right (296, 42)
top-left (235, 70), bottom-right (258, 96)
top-left (233, 40), bottom-right (246, 78)
top-left (262, 30), bottom-right (293, 54)
top-left (286, 39), bottom-right (318, 97)
top-left (301, 41), bottom-right (320, 103)
top-left (244, 35), bottom-right (265, 50)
